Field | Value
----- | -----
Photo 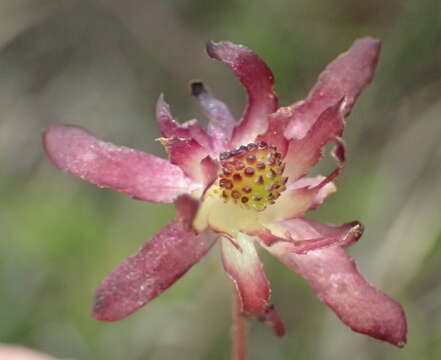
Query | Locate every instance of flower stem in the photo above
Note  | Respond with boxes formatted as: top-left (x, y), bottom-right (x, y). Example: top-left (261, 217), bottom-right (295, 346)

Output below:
top-left (232, 288), bottom-right (247, 360)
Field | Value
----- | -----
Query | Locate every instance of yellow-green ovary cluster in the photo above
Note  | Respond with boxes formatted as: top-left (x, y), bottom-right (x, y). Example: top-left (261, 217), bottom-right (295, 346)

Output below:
top-left (217, 141), bottom-right (288, 211)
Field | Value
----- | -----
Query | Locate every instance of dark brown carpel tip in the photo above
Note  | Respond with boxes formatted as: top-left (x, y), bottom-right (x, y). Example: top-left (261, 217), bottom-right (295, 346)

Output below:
top-left (190, 80), bottom-right (207, 97)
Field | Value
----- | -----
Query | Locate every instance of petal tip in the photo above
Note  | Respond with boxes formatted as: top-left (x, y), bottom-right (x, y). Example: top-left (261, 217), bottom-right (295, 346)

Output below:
top-left (91, 295), bottom-right (114, 322)
top-left (206, 40), bottom-right (245, 63)
top-left (91, 289), bottom-right (136, 323)
top-left (42, 123), bottom-right (79, 170)
top-left (345, 221), bottom-right (364, 245)
top-left (205, 40), bottom-right (218, 58)
top-left (357, 36), bottom-right (382, 47)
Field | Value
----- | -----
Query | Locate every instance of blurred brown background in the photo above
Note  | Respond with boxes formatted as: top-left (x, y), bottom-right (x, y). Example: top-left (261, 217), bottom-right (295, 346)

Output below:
top-left (1, 0), bottom-right (440, 359)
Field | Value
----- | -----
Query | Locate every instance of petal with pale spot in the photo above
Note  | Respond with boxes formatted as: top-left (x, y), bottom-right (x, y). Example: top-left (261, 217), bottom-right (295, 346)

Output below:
top-left (43, 124), bottom-right (194, 203)
top-left (285, 37), bottom-right (381, 140)
top-left (221, 234), bottom-right (285, 336)
top-left (264, 244), bottom-right (407, 347)
top-left (206, 41), bottom-right (278, 146)
top-left (92, 219), bottom-right (217, 321)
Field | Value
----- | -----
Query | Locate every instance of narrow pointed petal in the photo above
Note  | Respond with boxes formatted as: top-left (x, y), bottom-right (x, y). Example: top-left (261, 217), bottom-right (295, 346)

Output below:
top-left (43, 124), bottom-right (193, 203)
top-left (264, 245), bottom-right (407, 346)
top-left (155, 95), bottom-right (213, 151)
top-left (285, 37), bottom-right (381, 139)
top-left (284, 100), bottom-right (344, 181)
top-left (221, 234), bottom-right (270, 315)
top-left (206, 41), bottom-right (278, 146)
top-left (92, 219), bottom-right (217, 321)
top-left (221, 234), bottom-right (285, 336)
top-left (191, 81), bottom-right (235, 152)
top-left (159, 137), bottom-right (216, 186)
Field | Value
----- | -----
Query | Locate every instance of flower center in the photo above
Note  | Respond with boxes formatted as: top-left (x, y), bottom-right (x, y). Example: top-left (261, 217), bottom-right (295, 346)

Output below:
top-left (216, 141), bottom-right (288, 211)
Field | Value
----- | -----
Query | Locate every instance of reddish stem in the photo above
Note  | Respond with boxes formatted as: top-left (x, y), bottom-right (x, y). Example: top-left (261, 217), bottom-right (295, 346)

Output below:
top-left (232, 288), bottom-right (247, 360)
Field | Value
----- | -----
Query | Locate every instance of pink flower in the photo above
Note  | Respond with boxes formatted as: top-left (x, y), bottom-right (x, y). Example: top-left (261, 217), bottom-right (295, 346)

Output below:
top-left (43, 38), bottom-right (407, 347)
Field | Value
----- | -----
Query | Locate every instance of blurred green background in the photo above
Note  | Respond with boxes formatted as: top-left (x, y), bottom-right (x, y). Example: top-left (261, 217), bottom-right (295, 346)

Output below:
top-left (1, 0), bottom-right (441, 359)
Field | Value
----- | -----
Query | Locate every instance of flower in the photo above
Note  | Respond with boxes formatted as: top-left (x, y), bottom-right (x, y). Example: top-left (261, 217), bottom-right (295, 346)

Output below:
top-left (43, 38), bottom-right (407, 347)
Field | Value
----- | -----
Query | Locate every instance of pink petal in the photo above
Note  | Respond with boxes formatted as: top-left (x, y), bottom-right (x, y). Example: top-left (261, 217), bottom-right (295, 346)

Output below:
top-left (200, 155), bottom-right (219, 189)
top-left (256, 106), bottom-right (293, 156)
top-left (282, 218), bottom-right (363, 248)
top-left (221, 235), bottom-right (285, 336)
top-left (258, 219), bottom-right (362, 254)
top-left (160, 137), bottom-right (217, 186)
top-left (174, 194), bottom-right (200, 228)
top-left (284, 100), bottom-right (344, 181)
top-left (43, 124), bottom-right (193, 203)
top-left (265, 245), bottom-right (407, 346)
top-left (92, 219), bottom-right (217, 321)
top-left (285, 37), bottom-right (381, 140)
top-left (155, 95), bottom-right (213, 151)
top-left (0, 345), bottom-right (57, 360)
top-left (261, 169), bottom-right (339, 223)
top-left (290, 175), bottom-right (337, 210)
top-left (191, 81), bottom-right (235, 152)
top-left (206, 41), bottom-right (278, 146)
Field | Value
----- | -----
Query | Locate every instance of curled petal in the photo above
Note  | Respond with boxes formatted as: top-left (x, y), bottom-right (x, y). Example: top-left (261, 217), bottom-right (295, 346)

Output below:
top-left (159, 137), bottom-right (216, 186)
top-left (221, 234), bottom-right (285, 336)
top-left (259, 218), bottom-right (363, 254)
top-left (206, 41), bottom-right (278, 146)
top-left (92, 219), bottom-right (217, 321)
top-left (155, 95), bottom-right (213, 151)
top-left (281, 218), bottom-right (363, 249)
top-left (43, 124), bottom-right (193, 203)
top-left (191, 81), bottom-right (235, 152)
top-left (264, 244), bottom-right (407, 346)
top-left (284, 100), bottom-right (344, 181)
top-left (285, 37), bottom-right (381, 140)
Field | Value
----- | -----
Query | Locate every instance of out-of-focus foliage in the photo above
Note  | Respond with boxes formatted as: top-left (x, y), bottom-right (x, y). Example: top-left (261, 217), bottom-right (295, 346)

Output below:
top-left (1, 0), bottom-right (440, 359)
